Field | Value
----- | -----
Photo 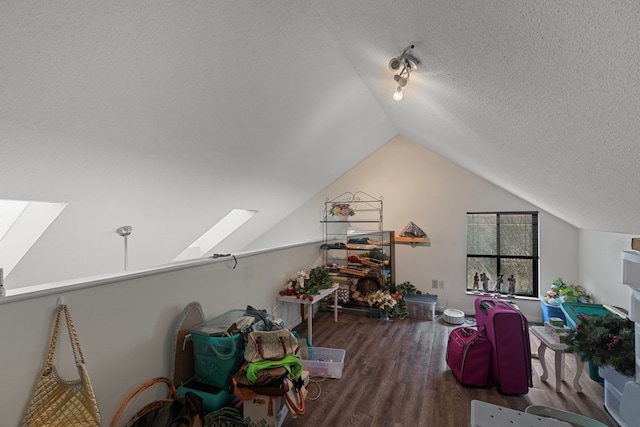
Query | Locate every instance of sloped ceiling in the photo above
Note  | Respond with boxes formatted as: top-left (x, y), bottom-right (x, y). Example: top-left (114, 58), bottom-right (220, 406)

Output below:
top-left (2, 1), bottom-right (639, 287)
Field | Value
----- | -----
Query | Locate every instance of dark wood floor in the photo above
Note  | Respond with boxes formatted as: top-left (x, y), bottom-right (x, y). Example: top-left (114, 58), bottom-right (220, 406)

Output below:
top-left (282, 311), bottom-right (618, 427)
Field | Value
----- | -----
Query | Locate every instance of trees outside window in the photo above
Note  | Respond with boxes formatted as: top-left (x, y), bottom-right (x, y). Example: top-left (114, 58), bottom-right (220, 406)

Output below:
top-left (466, 212), bottom-right (538, 297)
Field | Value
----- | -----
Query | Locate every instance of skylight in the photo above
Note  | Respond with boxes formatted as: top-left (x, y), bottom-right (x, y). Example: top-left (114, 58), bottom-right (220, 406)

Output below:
top-left (0, 200), bottom-right (29, 240)
top-left (0, 199), bottom-right (67, 278)
top-left (173, 209), bottom-right (257, 261)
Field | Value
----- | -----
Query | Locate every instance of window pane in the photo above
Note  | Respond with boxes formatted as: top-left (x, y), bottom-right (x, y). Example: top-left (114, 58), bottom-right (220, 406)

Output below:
top-left (500, 258), bottom-right (534, 295)
top-left (466, 211), bottom-right (538, 297)
top-left (467, 214), bottom-right (497, 255)
top-left (467, 257), bottom-right (497, 290)
top-left (499, 214), bottom-right (532, 256)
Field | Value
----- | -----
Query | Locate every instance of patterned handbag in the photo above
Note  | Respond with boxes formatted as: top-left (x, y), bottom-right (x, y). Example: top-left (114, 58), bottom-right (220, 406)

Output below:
top-left (243, 329), bottom-right (298, 362)
top-left (22, 304), bottom-right (101, 427)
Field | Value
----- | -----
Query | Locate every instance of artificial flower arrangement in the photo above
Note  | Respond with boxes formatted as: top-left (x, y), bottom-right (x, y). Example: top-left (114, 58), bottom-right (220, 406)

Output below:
top-left (279, 266), bottom-right (334, 301)
top-left (542, 277), bottom-right (594, 306)
top-left (361, 282), bottom-right (419, 319)
top-left (564, 313), bottom-right (635, 377)
top-left (329, 203), bottom-right (355, 217)
top-left (366, 289), bottom-right (400, 314)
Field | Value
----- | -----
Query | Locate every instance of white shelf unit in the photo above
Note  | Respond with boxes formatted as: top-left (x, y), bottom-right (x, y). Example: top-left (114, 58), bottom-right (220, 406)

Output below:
top-left (622, 250), bottom-right (640, 384)
top-left (622, 250), bottom-right (640, 290)
top-left (620, 250), bottom-right (640, 427)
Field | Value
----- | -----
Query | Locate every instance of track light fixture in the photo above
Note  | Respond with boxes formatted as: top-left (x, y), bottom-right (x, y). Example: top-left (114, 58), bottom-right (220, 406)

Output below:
top-left (389, 45), bottom-right (419, 101)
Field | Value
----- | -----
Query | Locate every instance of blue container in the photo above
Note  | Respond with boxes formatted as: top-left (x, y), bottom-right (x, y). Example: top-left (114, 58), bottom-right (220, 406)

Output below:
top-left (176, 378), bottom-right (234, 412)
top-left (540, 300), bottom-right (566, 323)
top-left (560, 302), bottom-right (612, 329)
top-left (191, 332), bottom-right (243, 389)
top-left (189, 309), bottom-right (254, 389)
top-left (588, 361), bottom-right (605, 385)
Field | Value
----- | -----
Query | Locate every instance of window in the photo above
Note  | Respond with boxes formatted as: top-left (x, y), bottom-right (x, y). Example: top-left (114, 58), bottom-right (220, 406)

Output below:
top-left (0, 199), bottom-right (67, 279)
top-left (173, 209), bottom-right (257, 261)
top-left (466, 212), bottom-right (538, 297)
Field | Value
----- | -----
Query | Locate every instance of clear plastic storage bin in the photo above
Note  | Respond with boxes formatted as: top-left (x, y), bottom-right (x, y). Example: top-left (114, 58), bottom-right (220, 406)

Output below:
top-left (404, 294), bottom-right (437, 320)
top-left (300, 347), bottom-right (346, 379)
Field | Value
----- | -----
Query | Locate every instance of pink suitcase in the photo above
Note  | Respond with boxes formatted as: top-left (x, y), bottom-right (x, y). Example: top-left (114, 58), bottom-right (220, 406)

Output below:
top-left (474, 297), bottom-right (532, 395)
top-left (445, 326), bottom-right (492, 387)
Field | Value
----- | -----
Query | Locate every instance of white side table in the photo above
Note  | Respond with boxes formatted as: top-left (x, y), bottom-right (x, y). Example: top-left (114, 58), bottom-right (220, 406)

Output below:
top-left (529, 325), bottom-right (584, 393)
top-left (277, 284), bottom-right (339, 345)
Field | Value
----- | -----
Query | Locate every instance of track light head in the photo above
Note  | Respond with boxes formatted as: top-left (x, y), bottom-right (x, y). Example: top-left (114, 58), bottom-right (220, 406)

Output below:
top-left (394, 74), bottom-right (408, 87)
top-left (388, 57), bottom-right (403, 72)
top-left (403, 53), bottom-right (420, 71)
top-left (393, 86), bottom-right (403, 102)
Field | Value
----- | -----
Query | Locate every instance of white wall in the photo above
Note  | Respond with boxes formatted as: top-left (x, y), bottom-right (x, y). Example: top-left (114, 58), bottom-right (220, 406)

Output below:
top-left (248, 136), bottom-right (580, 321)
top-left (3, 137), bottom-right (632, 426)
top-left (579, 229), bottom-right (634, 310)
top-left (0, 243), bottom-right (320, 427)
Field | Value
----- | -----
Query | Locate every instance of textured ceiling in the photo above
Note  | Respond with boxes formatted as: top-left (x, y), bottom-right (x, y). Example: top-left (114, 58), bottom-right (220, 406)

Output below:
top-left (2, 1), bottom-right (639, 287)
top-left (312, 0), bottom-right (640, 232)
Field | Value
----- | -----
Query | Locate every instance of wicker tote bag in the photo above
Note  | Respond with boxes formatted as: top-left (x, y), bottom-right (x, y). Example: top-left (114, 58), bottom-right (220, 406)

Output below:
top-left (110, 377), bottom-right (203, 427)
top-left (22, 304), bottom-right (101, 427)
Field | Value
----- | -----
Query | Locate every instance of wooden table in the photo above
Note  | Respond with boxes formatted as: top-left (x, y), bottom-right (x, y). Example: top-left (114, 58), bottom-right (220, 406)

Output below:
top-left (529, 325), bottom-right (584, 393)
top-left (277, 284), bottom-right (339, 345)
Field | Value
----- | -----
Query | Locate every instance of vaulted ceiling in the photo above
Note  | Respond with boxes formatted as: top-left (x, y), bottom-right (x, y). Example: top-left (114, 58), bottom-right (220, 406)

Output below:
top-left (2, 1), bottom-right (639, 288)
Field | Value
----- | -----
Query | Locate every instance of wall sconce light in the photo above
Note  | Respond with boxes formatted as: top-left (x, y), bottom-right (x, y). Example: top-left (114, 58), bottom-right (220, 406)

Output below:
top-left (389, 45), bottom-right (420, 101)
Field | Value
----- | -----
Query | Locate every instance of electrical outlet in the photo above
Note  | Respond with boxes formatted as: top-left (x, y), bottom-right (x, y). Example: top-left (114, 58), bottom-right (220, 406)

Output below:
top-left (439, 280), bottom-right (445, 288)
top-left (432, 279), bottom-right (438, 289)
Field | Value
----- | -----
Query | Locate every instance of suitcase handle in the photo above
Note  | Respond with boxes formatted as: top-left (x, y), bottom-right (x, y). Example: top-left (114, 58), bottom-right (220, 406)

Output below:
top-left (457, 326), bottom-right (485, 338)
top-left (479, 299), bottom-right (519, 315)
top-left (479, 300), bottom-right (495, 314)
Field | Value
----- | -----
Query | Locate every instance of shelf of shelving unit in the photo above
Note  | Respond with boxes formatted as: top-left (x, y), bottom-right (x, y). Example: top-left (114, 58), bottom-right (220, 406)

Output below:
top-left (622, 250), bottom-right (640, 290)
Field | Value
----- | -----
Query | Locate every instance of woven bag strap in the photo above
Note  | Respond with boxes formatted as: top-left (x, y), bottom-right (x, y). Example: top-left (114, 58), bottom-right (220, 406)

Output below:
top-left (44, 305), bottom-right (86, 371)
top-left (43, 305), bottom-right (64, 372)
top-left (62, 304), bottom-right (86, 365)
top-left (109, 377), bottom-right (177, 427)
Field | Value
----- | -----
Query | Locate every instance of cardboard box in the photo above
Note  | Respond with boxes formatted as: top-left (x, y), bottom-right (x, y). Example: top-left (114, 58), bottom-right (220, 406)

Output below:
top-left (243, 395), bottom-right (287, 427)
top-left (632, 237), bottom-right (640, 251)
top-left (242, 371), bottom-right (308, 427)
